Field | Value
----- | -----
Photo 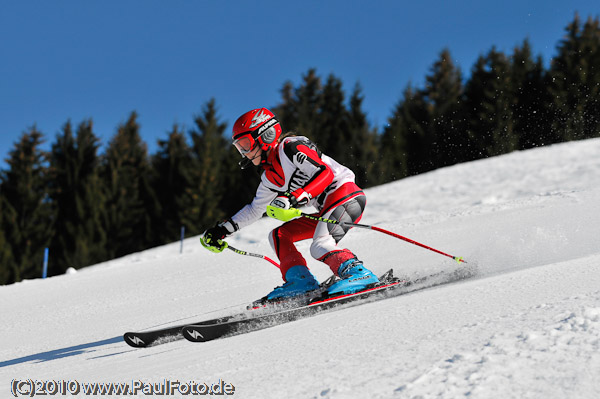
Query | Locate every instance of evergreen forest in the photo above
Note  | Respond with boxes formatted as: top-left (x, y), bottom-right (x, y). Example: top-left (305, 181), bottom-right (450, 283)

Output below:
top-left (1, 15), bottom-right (599, 284)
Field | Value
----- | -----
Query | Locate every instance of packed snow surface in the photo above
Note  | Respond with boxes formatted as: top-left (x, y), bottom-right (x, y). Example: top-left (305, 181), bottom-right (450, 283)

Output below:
top-left (2, 138), bottom-right (600, 398)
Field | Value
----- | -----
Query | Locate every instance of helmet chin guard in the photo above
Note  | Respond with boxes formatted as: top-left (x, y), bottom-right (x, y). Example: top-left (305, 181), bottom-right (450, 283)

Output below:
top-left (237, 144), bottom-right (271, 169)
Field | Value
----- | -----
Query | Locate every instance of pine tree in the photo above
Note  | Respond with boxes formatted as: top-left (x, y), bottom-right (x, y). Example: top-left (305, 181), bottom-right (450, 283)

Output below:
top-left (0, 128), bottom-right (52, 282)
top-left (101, 111), bottom-right (156, 258)
top-left (150, 124), bottom-right (196, 243)
top-left (510, 40), bottom-right (551, 149)
top-left (318, 74), bottom-right (351, 160)
top-left (0, 194), bottom-right (15, 284)
top-left (378, 86), bottom-right (417, 182)
top-left (273, 69), bottom-right (323, 139)
top-left (275, 81), bottom-right (299, 132)
top-left (347, 84), bottom-right (379, 187)
top-left (464, 47), bottom-right (517, 158)
top-left (421, 48), bottom-right (468, 168)
top-left (401, 86), bottom-right (434, 175)
top-left (382, 51), bottom-right (465, 177)
top-left (188, 99), bottom-right (228, 231)
top-left (48, 120), bottom-right (106, 273)
top-left (549, 14), bottom-right (600, 142)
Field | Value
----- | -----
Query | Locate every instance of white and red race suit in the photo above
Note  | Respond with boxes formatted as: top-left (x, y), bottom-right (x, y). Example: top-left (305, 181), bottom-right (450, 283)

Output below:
top-left (230, 136), bottom-right (367, 280)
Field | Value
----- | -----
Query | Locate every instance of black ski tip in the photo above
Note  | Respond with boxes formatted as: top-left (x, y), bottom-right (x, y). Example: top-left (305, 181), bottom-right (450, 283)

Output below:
top-left (123, 332), bottom-right (148, 348)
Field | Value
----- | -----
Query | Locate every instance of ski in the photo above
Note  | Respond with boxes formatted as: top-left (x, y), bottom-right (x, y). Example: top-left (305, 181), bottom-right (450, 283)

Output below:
top-left (182, 266), bottom-right (474, 343)
top-left (182, 280), bottom-right (400, 343)
top-left (123, 276), bottom-right (337, 348)
top-left (125, 265), bottom-right (476, 347)
top-left (123, 314), bottom-right (240, 348)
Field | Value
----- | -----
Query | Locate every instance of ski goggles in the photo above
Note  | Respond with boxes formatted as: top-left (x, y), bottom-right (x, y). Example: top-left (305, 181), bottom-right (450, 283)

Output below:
top-left (233, 133), bottom-right (256, 155)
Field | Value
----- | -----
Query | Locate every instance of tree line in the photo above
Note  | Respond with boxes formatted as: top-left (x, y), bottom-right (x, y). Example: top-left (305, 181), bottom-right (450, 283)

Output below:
top-left (1, 14), bottom-right (599, 285)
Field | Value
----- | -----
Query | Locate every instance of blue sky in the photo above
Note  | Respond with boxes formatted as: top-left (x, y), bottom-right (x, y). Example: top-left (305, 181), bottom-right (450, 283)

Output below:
top-left (1, 0), bottom-right (598, 167)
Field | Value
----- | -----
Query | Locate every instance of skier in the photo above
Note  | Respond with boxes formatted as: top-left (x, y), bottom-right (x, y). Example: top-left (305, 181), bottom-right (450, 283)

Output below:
top-left (201, 107), bottom-right (379, 300)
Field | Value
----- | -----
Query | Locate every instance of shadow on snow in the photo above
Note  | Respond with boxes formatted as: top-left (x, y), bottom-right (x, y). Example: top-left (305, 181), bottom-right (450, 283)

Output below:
top-left (0, 336), bottom-right (124, 368)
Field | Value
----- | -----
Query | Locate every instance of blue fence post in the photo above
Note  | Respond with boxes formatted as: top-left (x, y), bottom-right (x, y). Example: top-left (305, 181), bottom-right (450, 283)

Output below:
top-left (180, 226), bottom-right (185, 254)
top-left (42, 247), bottom-right (49, 279)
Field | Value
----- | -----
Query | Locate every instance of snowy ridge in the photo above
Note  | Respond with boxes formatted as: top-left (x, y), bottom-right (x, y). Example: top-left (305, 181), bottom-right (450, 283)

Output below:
top-left (1, 138), bottom-right (600, 398)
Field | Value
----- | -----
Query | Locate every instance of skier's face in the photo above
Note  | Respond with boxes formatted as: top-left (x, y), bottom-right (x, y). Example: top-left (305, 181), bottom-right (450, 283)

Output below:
top-left (245, 145), bottom-right (263, 166)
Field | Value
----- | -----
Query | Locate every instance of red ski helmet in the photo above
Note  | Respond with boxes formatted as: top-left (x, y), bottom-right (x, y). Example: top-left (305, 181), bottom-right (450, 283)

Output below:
top-left (232, 108), bottom-right (282, 156)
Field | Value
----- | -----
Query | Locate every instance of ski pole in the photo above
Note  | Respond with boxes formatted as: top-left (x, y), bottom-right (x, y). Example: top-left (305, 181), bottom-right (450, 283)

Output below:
top-left (266, 206), bottom-right (466, 264)
top-left (226, 244), bottom-right (281, 269)
top-left (201, 236), bottom-right (280, 268)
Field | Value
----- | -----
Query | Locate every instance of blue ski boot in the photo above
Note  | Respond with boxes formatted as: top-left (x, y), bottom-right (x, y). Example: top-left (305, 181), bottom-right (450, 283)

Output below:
top-left (327, 259), bottom-right (379, 295)
top-left (266, 265), bottom-right (320, 300)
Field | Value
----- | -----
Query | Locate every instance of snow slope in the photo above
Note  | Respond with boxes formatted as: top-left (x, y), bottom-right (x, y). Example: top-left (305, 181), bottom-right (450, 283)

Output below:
top-left (2, 138), bottom-right (600, 399)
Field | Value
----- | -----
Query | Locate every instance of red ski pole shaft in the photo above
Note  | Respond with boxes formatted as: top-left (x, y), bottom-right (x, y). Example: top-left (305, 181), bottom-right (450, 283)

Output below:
top-left (300, 213), bottom-right (466, 264)
top-left (227, 244), bottom-right (280, 268)
top-left (367, 225), bottom-right (465, 264)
